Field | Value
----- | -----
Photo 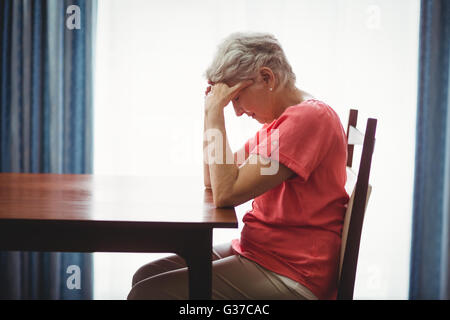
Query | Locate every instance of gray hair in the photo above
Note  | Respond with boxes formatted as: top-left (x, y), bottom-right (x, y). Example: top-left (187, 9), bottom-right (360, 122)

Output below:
top-left (205, 32), bottom-right (296, 88)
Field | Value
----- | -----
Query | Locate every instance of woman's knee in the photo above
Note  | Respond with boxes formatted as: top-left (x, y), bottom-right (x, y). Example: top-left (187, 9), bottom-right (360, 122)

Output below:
top-left (128, 269), bottom-right (189, 300)
top-left (131, 265), bottom-right (148, 287)
top-left (131, 255), bottom-right (186, 287)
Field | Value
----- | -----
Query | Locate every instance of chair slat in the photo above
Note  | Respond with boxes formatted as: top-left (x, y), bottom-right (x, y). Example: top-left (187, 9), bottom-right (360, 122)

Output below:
top-left (346, 109), bottom-right (358, 167)
top-left (339, 176), bottom-right (372, 280)
top-left (338, 113), bottom-right (377, 300)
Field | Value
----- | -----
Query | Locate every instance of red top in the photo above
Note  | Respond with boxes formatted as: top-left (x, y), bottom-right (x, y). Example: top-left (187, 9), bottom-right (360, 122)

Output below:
top-left (231, 99), bottom-right (349, 299)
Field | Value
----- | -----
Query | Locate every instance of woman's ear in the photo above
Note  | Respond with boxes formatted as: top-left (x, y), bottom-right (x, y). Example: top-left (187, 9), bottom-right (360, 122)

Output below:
top-left (259, 67), bottom-right (276, 88)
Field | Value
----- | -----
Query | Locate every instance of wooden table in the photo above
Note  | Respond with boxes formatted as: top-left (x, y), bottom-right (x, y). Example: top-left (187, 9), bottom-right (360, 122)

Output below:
top-left (0, 173), bottom-right (238, 299)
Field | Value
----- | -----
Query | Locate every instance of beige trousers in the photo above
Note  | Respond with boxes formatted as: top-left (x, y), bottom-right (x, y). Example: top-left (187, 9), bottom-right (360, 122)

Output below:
top-left (127, 242), bottom-right (317, 300)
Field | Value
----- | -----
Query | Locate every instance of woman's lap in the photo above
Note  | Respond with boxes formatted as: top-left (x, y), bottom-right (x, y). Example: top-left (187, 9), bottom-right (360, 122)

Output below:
top-left (127, 242), bottom-right (309, 300)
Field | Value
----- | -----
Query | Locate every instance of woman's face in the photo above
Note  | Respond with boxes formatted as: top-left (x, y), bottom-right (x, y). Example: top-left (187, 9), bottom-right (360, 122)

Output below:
top-left (229, 75), bottom-right (273, 124)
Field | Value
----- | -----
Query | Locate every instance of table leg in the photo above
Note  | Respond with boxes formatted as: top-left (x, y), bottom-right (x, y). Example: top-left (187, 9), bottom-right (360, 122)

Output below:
top-left (180, 228), bottom-right (212, 300)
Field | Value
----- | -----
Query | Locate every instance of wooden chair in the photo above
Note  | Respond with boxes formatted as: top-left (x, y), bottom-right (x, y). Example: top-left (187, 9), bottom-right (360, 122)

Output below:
top-left (337, 109), bottom-right (377, 300)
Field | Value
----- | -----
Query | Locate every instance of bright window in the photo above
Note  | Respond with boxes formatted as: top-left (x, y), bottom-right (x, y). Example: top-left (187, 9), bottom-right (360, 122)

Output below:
top-left (94, 0), bottom-right (420, 299)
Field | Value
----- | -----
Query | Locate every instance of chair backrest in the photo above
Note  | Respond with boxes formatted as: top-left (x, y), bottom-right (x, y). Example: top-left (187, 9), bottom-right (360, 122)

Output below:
top-left (337, 109), bottom-right (377, 300)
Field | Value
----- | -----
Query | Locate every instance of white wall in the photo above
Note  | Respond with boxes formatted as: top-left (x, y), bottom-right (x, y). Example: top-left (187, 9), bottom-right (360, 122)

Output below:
top-left (93, 0), bottom-right (420, 299)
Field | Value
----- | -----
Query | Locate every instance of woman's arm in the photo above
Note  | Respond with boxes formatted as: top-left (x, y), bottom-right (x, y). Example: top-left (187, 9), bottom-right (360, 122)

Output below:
top-left (204, 81), bottom-right (295, 207)
top-left (204, 108), bottom-right (240, 205)
top-left (204, 114), bottom-right (248, 189)
top-left (203, 116), bottom-right (211, 188)
top-left (205, 107), bottom-right (294, 207)
top-left (203, 94), bottom-right (249, 189)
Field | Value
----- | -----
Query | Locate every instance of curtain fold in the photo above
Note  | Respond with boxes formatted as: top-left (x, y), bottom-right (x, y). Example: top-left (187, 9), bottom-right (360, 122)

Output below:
top-left (410, 0), bottom-right (450, 299)
top-left (0, 0), bottom-right (97, 299)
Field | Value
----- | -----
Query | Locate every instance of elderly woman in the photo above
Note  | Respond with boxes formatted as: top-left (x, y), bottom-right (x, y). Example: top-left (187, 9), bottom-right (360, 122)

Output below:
top-left (128, 32), bottom-right (349, 300)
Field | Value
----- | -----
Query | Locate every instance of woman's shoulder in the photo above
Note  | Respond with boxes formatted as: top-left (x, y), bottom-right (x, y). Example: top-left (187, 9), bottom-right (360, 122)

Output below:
top-left (284, 99), bottom-right (337, 121)
top-left (278, 100), bottom-right (345, 137)
top-left (291, 98), bottom-right (328, 110)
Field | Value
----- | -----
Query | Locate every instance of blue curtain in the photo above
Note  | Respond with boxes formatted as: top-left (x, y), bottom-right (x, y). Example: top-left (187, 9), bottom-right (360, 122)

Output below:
top-left (0, 0), bottom-right (97, 299)
top-left (410, 0), bottom-right (450, 299)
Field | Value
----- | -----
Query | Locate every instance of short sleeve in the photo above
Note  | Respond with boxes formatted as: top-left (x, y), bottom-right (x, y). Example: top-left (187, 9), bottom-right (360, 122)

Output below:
top-left (248, 101), bottom-right (338, 182)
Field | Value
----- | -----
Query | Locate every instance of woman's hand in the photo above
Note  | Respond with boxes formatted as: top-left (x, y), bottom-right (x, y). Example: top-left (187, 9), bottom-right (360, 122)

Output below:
top-left (204, 80), bottom-right (253, 114)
